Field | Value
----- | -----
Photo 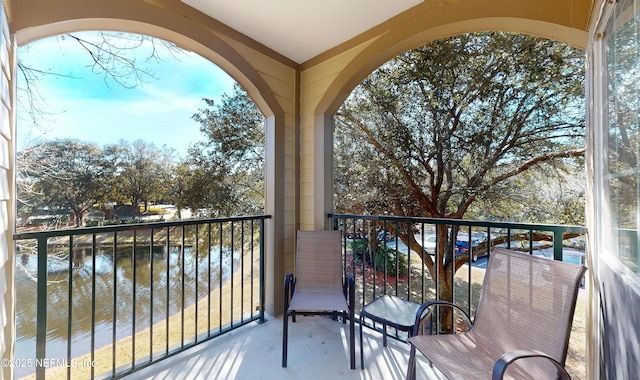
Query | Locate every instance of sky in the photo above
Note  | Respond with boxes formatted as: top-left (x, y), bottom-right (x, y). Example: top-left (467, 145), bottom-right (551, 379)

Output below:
top-left (17, 32), bottom-right (238, 157)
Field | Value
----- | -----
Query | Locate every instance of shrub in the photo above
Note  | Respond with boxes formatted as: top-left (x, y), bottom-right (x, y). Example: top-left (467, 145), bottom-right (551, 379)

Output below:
top-left (347, 239), bottom-right (368, 261)
top-left (347, 239), bottom-right (408, 276)
top-left (374, 244), bottom-right (408, 276)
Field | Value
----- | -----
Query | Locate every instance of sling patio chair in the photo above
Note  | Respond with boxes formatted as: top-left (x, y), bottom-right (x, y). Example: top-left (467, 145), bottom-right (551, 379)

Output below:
top-left (406, 247), bottom-right (587, 380)
top-left (282, 230), bottom-right (356, 369)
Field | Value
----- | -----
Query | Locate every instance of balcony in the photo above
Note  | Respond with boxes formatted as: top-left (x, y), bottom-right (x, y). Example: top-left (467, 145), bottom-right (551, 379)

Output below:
top-left (12, 214), bottom-right (587, 379)
top-left (127, 312), bottom-right (443, 379)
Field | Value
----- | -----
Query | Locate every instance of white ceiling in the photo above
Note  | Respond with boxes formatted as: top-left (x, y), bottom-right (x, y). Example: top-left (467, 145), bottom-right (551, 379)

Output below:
top-left (181, 0), bottom-right (422, 63)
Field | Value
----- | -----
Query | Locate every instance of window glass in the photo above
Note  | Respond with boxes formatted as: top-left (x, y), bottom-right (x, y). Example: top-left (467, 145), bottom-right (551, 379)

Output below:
top-left (607, 0), bottom-right (640, 273)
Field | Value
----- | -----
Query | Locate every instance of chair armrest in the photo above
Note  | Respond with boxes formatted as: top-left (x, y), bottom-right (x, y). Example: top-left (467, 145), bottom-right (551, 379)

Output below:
top-left (411, 300), bottom-right (472, 336)
top-left (283, 273), bottom-right (295, 313)
top-left (344, 274), bottom-right (355, 314)
top-left (492, 350), bottom-right (570, 380)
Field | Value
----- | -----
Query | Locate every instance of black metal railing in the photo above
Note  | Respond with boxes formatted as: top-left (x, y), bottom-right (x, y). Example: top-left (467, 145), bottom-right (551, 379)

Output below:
top-left (330, 213), bottom-right (587, 335)
top-left (13, 215), bottom-right (270, 380)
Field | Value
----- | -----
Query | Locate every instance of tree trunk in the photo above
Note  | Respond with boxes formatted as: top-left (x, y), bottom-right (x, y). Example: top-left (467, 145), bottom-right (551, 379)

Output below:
top-left (73, 208), bottom-right (84, 227)
top-left (435, 224), bottom-right (456, 333)
top-left (436, 270), bottom-right (455, 333)
top-left (132, 197), bottom-right (139, 218)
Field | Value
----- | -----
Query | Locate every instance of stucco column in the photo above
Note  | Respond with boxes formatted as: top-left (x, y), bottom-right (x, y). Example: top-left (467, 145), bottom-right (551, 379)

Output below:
top-left (314, 113), bottom-right (334, 230)
top-left (264, 115), bottom-right (285, 316)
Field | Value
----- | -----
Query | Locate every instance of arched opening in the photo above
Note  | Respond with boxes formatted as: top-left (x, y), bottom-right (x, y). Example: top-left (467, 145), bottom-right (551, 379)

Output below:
top-left (16, 31), bottom-right (266, 225)
top-left (12, 29), bottom-right (279, 378)
top-left (328, 31), bottom-right (588, 378)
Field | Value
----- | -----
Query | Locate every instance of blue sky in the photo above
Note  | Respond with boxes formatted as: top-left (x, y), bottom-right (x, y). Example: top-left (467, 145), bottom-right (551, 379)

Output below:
top-left (17, 32), bottom-right (237, 157)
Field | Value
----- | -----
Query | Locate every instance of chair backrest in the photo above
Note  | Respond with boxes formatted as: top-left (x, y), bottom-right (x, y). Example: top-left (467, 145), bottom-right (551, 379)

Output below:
top-left (295, 230), bottom-right (344, 291)
top-left (472, 248), bottom-right (586, 366)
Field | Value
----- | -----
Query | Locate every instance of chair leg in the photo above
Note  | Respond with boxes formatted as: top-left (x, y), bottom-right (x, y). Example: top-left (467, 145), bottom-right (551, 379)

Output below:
top-left (282, 312), bottom-right (289, 367)
top-left (406, 344), bottom-right (417, 380)
top-left (360, 314), bottom-right (364, 370)
top-left (349, 311), bottom-right (355, 369)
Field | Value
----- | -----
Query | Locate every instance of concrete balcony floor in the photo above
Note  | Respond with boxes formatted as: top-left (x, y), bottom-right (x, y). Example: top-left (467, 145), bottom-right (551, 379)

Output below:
top-left (131, 315), bottom-right (442, 380)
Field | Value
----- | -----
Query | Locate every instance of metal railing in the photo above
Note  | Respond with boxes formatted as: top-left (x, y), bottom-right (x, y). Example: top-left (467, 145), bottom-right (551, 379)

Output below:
top-left (13, 215), bottom-right (270, 380)
top-left (330, 213), bottom-right (587, 335)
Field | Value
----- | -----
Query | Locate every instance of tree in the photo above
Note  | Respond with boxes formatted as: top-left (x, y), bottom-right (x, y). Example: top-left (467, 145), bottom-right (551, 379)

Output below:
top-left (105, 140), bottom-right (176, 217)
top-left (175, 84), bottom-right (264, 217)
top-left (18, 139), bottom-right (115, 227)
top-left (17, 32), bottom-right (183, 129)
top-left (334, 32), bottom-right (585, 330)
top-left (16, 31), bottom-right (187, 225)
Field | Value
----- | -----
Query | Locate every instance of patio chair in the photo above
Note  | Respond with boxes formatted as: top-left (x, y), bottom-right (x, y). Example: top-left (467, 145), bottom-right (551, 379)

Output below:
top-left (282, 230), bottom-right (356, 369)
top-left (406, 247), bottom-right (587, 380)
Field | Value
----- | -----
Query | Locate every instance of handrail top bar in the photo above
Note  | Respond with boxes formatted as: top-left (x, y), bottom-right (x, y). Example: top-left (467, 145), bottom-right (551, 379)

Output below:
top-left (13, 214), bottom-right (272, 240)
top-left (328, 213), bottom-right (587, 234)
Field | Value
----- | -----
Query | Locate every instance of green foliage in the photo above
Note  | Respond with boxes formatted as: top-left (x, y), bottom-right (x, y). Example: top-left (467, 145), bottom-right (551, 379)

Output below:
top-left (334, 32), bottom-right (587, 309)
top-left (17, 139), bottom-right (116, 227)
top-left (375, 244), bottom-right (408, 276)
top-left (347, 239), bottom-right (407, 276)
top-left (347, 239), bottom-right (368, 261)
top-left (335, 32), bottom-right (586, 224)
top-left (174, 84), bottom-right (265, 217)
top-left (104, 140), bottom-right (175, 217)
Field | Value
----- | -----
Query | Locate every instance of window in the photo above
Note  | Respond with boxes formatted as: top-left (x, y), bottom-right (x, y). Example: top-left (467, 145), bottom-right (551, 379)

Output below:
top-left (606, 0), bottom-right (640, 273)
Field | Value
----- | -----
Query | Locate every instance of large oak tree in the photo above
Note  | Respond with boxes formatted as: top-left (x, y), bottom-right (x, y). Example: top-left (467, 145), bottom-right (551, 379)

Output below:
top-left (18, 139), bottom-right (115, 227)
top-left (335, 32), bottom-right (586, 329)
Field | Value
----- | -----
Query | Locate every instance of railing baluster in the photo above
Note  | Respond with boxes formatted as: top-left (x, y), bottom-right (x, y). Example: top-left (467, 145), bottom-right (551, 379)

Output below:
top-left (207, 223), bottom-right (212, 335)
top-left (132, 230), bottom-right (137, 369)
top-left (259, 218), bottom-right (266, 323)
top-left (230, 221), bottom-right (235, 327)
top-left (66, 236), bottom-right (73, 380)
top-left (35, 236), bottom-right (47, 380)
top-left (382, 219), bottom-right (388, 296)
top-left (112, 232), bottom-right (118, 377)
top-left (553, 228), bottom-right (564, 261)
top-left (195, 225), bottom-right (199, 342)
top-left (406, 221), bottom-right (411, 302)
top-left (181, 225), bottom-right (185, 349)
top-left (218, 223), bottom-right (223, 333)
top-left (240, 221), bottom-right (245, 324)
top-left (165, 226), bottom-right (170, 356)
top-left (91, 234), bottom-right (97, 379)
top-left (467, 226), bottom-right (472, 319)
top-left (529, 229), bottom-right (534, 253)
top-left (150, 228), bottom-right (154, 361)
top-left (250, 219), bottom-right (255, 320)
top-left (420, 222), bottom-right (425, 304)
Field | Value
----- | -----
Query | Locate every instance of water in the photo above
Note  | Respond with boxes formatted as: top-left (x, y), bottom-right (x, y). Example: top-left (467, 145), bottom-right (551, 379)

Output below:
top-left (15, 245), bottom-right (235, 378)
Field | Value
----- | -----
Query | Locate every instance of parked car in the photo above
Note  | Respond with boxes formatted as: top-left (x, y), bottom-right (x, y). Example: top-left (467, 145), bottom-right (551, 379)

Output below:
top-left (377, 231), bottom-right (395, 242)
top-left (455, 236), bottom-right (484, 262)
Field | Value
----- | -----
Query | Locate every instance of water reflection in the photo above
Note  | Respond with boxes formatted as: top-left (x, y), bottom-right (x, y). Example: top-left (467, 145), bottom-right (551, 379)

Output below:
top-left (15, 245), bottom-right (234, 378)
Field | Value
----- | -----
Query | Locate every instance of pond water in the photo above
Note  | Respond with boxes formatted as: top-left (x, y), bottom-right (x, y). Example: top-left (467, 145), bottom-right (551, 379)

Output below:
top-left (15, 245), bottom-right (235, 378)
